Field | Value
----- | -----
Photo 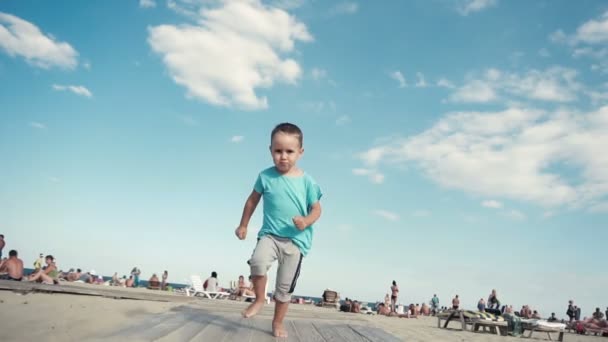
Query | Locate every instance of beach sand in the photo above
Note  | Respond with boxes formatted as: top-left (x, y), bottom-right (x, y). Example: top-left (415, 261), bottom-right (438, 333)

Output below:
top-left (0, 286), bottom-right (602, 341)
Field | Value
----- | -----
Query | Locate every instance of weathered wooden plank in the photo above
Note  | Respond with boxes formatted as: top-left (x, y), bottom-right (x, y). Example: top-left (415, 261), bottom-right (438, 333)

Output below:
top-left (348, 324), bottom-right (402, 342)
top-left (247, 316), bottom-right (277, 342)
top-left (189, 314), bottom-right (240, 341)
top-left (156, 308), bottom-right (216, 341)
top-left (312, 322), bottom-right (350, 342)
top-left (0, 280), bottom-right (191, 303)
top-left (331, 324), bottom-right (370, 342)
top-left (291, 320), bottom-right (326, 342)
top-left (219, 316), bottom-right (254, 342)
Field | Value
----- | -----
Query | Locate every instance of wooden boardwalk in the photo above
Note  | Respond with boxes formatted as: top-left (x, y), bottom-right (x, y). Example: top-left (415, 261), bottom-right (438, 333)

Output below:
top-left (0, 280), bottom-right (401, 341)
top-left (105, 304), bottom-right (402, 341)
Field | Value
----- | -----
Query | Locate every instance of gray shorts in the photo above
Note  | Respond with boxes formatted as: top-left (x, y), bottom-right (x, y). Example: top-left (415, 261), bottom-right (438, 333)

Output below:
top-left (248, 235), bottom-right (303, 303)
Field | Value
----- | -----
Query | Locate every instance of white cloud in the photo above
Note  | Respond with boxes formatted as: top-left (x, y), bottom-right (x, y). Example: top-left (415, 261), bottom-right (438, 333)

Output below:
top-left (29, 121), bottom-right (46, 129)
top-left (52, 84), bottom-right (92, 98)
top-left (437, 78), bottom-right (455, 89)
top-left (329, 2), bottom-right (358, 15)
top-left (231, 135), bottom-right (244, 143)
top-left (373, 209), bottom-right (399, 222)
top-left (551, 12), bottom-right (608, 77)
top-left (352, 168), bottom-right (384, 184)
top-left (390, 70), bottom-right (406, 88)
top-left (449, 67), bottom-right (582, 103)
top-left (311, 67), bottom-right (327, 80)
top-left (0, 12), bottom-right (78, 69)
top-left (336, 115), bottom-right (350, 125)
top-left (415, 72), bottom-right (428, 88)
top-left (450, 80), bottom-right (497, 103)
top-left (83, 61), bottom-right (91, 70)
top-left (457, 0), bottom-right (497, 16)
top-left (140, 0), bottom-right (157, 8)
top-left (356, 106), bottom-right (608, 211)
top-left (572, 47), bottom-right (608, 59)
top-left (482, 200), bottom-right (503, 209)
top-left (148, 0), bottom-right (313, 110)
top-left (575, 11), bottom-right (608, 44)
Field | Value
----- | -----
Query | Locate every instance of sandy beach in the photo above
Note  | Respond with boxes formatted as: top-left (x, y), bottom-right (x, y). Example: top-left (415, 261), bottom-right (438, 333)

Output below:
top-left (0, 284), bottom-right (603, 342)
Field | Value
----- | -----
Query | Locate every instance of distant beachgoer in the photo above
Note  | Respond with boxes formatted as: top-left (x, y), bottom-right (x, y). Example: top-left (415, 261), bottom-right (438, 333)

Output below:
top-left (567, 300), bottom-right (575, 322)
top-left (421, 303), bottom-right (430, 316)
top-left (33, 253), bottom-right (44, 271)
top-left (547, 312), bottom-right (558, 322)
top-left (605, 308), bottom-right (608, 321)
top-left (431, 294), bottom-right (440, 315)
top-left (237, 275), bottom-right (255, 297)
top-left (126, 275), bottom-right (134, 287)
top-left (478, 298), bottom-right (486, 312)
top-left (377, 303), bottom-right (390, 315)
top-left (112, 272), bottom-right (120, 286)
top-left (148, 274), bottom-right (160, 289)
top-left (131, 267), bottom-right (141, 287)
top-left (234, 123), bottom-right (323, 338)
top-left (0, 250), bottom-right (24, 281)
top-left (66, 269), bottom-right (82, 282)
top-left (204, 271), bottom-right (218, 292)
top-left (488, 289), bottom-right (500, 309)
top-left (351, 300), bottom-right (361, 314)
top-left (161, 270), bottom-right (168, 290)
top-left (575, 306), bottom-right (581, 321)
top-left (384, 293), bottom-right (391, 309)
top-left (415, 304), bottom-right (421, 315)
top-left (390, 281), bottom-right (399, 312)
top-left (532, 310), bottom-right (541, 319)
top-left (28, 255), bottom-right (58, 284)
top-left (593, 308), bottom-right (605, 320)
top-left (452, 295), bottom-right (460, 310)
top-left (0, 234), bottom-right (5, 259)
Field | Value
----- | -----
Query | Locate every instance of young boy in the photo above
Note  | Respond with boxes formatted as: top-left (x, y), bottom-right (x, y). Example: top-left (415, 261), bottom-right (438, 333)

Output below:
top-left (235, 123), bottom-right (322, 338)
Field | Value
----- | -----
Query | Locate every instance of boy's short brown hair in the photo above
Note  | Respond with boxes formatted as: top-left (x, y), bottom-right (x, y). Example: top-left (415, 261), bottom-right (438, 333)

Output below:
top-left (271, 123), bottom-right (303, 147)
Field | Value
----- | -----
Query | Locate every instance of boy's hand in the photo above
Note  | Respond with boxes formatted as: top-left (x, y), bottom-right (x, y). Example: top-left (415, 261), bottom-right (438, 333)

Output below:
top-left (235, 226), bottom-right (247, 240)
top-left (292, 216), bottom-right (308, 230)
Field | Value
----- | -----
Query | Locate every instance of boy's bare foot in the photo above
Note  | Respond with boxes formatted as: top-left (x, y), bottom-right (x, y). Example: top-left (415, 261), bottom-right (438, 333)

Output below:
top-left (242, 300), bottom-right (265, 318)
top-left (272, 321), bottom-right (288, 338)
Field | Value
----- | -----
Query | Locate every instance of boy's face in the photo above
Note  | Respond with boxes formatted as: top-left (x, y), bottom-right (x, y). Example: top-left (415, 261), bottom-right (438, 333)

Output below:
top-left (270, 132), bottom-right (303, 174)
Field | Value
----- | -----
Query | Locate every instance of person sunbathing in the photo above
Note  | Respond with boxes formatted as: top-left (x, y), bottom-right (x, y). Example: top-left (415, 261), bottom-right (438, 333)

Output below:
top-left (125, 275), bottom-right (134, 287)
top-left (421, 303), bottom-right (430, 316)
top-left (66, 269), bottom-right (82, 282)
top-left (148, 274), bottom-right (160, 289)
top-left (28, 255), bottom-right (58, 284)
top-left (237, 275), bottom-right (255, 297)
top-left (0, 250), bottom-right (24, 281)
top-left (377, 303), bottom-right (390, 315)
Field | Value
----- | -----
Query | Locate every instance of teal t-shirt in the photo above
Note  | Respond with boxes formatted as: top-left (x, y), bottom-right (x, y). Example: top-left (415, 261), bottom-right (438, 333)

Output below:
top-left (254, 167), bottom-right (322, 256)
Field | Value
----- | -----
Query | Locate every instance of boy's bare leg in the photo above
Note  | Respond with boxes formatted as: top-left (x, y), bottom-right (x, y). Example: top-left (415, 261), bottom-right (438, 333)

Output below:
top-left (272, 299), bottom-right (289, 338)
top-left (242, 275), bottom-right (267, 318)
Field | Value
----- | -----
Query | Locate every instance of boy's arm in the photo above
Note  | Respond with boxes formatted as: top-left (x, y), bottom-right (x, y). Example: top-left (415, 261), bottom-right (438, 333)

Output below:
top-left (293, 202), bottom-right (322, 230)
top-left (236, 190), bottom-right (262, 239)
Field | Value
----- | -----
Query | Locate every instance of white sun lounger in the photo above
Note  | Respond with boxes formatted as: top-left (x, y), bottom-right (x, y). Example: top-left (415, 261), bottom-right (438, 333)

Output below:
top-left (186, 275), bottom-right (230, 299)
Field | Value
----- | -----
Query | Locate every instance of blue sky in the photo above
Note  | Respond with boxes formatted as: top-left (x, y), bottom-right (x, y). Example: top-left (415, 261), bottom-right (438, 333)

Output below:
top-left (1, 0), bottom-right (607, 317)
